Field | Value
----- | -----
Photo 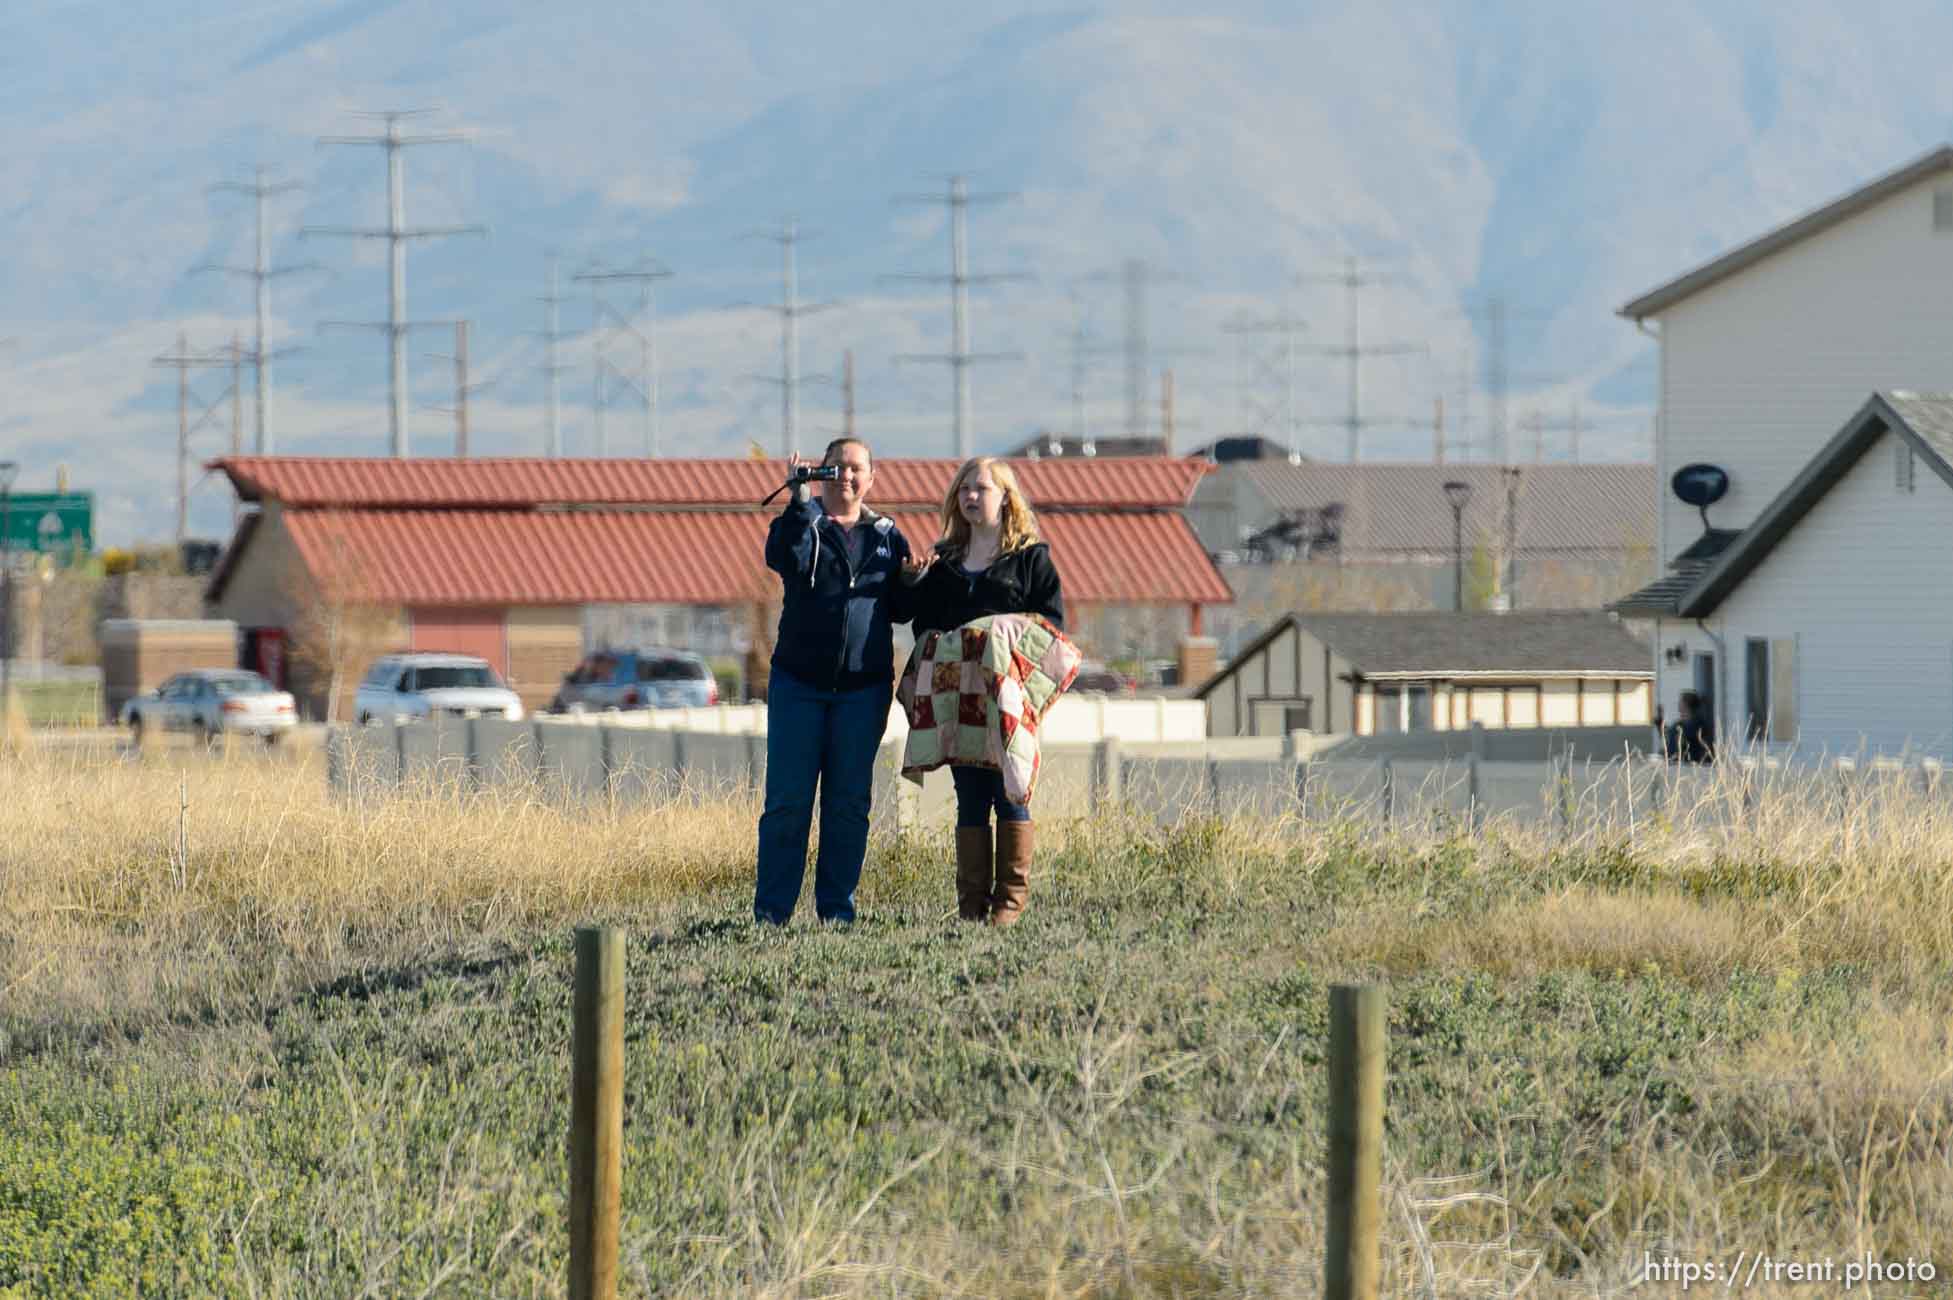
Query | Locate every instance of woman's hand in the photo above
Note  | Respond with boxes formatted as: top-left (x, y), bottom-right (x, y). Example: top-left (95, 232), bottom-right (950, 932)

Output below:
top-left (899, 548), bottom-right (937, 586)
top-left (787, 452), bottom-right (811, 501)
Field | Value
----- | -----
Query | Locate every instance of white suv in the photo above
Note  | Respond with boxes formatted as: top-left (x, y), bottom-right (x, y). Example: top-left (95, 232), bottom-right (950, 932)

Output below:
top-left (353, 653), bottom-right (525, 725)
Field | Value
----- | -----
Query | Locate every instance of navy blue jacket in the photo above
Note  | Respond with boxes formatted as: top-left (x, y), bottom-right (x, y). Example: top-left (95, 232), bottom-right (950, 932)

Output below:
top-left (765, 496), bottom-right (913, 692)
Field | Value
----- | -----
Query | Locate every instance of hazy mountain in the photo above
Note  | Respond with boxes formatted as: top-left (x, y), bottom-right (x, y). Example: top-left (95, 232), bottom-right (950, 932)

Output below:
top-left (6, 0), bottom-right (1953, 542)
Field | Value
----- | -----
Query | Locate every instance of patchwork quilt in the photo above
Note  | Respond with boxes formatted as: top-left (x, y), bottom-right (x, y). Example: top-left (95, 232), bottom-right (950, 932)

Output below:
top-left (898, 612), bottom-right (1084, 805)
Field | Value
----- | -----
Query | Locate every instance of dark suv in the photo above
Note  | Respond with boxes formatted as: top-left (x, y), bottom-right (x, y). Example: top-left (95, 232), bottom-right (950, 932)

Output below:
top-left (549, 648), bottom-right (720, 713)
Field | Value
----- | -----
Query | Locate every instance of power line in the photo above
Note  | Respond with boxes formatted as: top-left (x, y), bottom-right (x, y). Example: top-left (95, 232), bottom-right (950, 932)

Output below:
top-left (889, 175), bottom-right (1030, 459)
top-left (573, 259), bottom-right (671, 457)
top-left (539, 255), bottom-right (567, 457)
top-left (1296, 257), bottom-right (1424, 461)
top-left (744, 221), bottom-right (833, 460)
top-left (206, 166), bottom-right (318, 454)
top-left (303, 110), bottom-right (486, 457)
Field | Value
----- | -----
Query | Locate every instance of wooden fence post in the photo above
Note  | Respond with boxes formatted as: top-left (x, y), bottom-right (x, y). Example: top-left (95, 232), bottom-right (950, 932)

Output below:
top-left (1326, 983), bottom-right (1385, 1300)
top-left (570, 925), bottom-right (626, 1300)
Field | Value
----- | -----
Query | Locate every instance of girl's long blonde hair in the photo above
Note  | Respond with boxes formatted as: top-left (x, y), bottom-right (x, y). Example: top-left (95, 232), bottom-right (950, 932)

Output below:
top-left (938, 456), bottom-right (1040, 555)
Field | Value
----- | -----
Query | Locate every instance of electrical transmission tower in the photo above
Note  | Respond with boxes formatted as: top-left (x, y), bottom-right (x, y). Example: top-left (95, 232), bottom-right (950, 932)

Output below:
top-left (890, 175), bottom-right (1029, 459)
top-left (1223, 307), bottom-right (1311, 463)
top-left (205, 166), bottom-right (317, 454)
top-left (153, 333), bottom-right (237, 543)
top-left (1296, 257), bottom-right (1424, 462)
top-left (1453, 296), bottom-right (1557, 464)
top-left (745, 221), bottom-right (834, 460)
top-left (303, 110), bottom-right (485, 457)
top-left (538, 255), bottom-right (568, 457)
top-left (573, 259), bottom-right (671, 457)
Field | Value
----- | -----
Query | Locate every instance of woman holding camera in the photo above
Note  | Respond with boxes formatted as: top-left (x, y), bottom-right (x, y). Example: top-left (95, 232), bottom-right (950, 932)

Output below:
top-left (895, 456), bottom-right (1065, 926)
top-left (755, 437), bottom-right (913, 926)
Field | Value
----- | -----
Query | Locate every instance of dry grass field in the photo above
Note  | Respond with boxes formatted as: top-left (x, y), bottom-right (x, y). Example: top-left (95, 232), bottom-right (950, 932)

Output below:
top-left (1, 738), bottom-right (1950, 1295)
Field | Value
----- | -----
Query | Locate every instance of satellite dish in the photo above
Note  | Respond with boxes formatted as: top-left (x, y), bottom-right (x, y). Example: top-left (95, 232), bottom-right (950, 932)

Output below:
top-left (1671, 463), bottom-right (1728, 509)
top-left (1671, 462), bottom-right (1729, 530)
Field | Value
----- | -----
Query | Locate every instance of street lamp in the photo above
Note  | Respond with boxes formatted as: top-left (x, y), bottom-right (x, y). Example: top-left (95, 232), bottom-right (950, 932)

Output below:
top-left (0, 460), bottom-right (17, 720)
top-left (1442, 480), bottom-right (1472, 612)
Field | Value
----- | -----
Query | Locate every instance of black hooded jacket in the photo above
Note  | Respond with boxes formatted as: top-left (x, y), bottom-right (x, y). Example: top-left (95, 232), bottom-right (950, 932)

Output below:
top-left (893, 540), bottom-right (1065, 638)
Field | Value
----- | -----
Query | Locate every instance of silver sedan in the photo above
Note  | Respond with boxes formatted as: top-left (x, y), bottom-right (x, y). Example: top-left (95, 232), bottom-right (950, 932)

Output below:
top-left (121, 669), bottom-right (299, 744)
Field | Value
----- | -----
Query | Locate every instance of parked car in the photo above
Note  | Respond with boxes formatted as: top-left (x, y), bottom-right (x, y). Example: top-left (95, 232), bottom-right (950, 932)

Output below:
top-left (1070, 663), bottom-right (1138, 695)
top-left (548, 647), bottom-right (719, 713)
top-left (121, 668), bottom-right (297, 743)
top-left (353, 653), bottom-right (525, 725)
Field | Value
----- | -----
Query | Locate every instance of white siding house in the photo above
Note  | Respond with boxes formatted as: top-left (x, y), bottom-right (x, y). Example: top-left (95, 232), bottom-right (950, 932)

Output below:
top-left (1664, 393), bottom-right (1953, 759)
top-left (1618, 145), bottom-right (1953, 736)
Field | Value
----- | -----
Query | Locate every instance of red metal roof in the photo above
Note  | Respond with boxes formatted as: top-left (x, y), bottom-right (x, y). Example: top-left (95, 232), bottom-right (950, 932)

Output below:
top-left (214, 454), bottom-right (1212, 511)
top-left (278, 508), bottom-right (1230, 607)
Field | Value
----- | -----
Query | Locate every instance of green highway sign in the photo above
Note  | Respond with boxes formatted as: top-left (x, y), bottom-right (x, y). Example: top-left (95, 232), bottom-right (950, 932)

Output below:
top-left (0, 492), bottom-right (94, 556)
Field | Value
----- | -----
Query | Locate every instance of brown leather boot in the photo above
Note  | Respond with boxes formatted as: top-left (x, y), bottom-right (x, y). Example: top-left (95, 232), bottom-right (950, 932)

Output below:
top-left (955, 826), bottom-right (993, 921)
top-left (990, 820), bottom-right (1034, 927)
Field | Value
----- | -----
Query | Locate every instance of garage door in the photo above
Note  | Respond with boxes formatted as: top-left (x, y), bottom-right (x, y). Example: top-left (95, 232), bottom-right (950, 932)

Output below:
top-left (408, 606), bottom-right (509, 676)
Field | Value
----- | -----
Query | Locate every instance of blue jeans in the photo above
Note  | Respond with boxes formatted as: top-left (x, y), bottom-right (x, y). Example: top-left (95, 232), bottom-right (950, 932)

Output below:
top-left (951, 764), bottom-right (1032, 828)
top-left (754, 668), bottom-right (893, 924)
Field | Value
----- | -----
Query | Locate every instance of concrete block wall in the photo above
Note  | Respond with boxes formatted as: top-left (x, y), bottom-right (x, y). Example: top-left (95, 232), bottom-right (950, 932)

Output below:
top-left (329, 717), bottom-right (1925, 841)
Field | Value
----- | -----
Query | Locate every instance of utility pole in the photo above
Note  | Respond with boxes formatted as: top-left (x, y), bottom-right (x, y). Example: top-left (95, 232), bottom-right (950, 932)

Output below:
top-left (1501, 465), bottom-right (1524, 609)
top-left (842, 350), bottom-right (856, 439)
top-left (1297, 257), bottom-right (1422, 462)
top-left (1161, 369), bottom-right (1176, 455)
top-left (207, 167), bottom-right (316, 454)
top-left (424, 320), bottom-right (494, 458)
top-left (1068, 292), bottom-right (1092, 452)
top-left (891, 175), bottom-right (1029, 458)
top-left (305, 110), bottom-right (485, 457)
top-left (574, 260), bottom-right (671, 457)
top-left (540, 255), bottom-right (566, 456)
top-left (455, 319), bottom-right (468, 457)
top-left (152, 334), bottom-right (234, 544)
top-left (1223, 308), bottom-right (1310, 463)
top-left (229, 334), bottom-right (244, 530)
top-left (1453, 297), bottom-right (1556, 464)
top-left (745, 222), bottom-right (832, 459)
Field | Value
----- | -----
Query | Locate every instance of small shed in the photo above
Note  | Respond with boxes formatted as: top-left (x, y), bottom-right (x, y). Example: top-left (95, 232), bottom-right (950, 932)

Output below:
top-left (1196, 610), bottom-right (1653, 738)
top-left (99, 618), bottom-right (238, 723)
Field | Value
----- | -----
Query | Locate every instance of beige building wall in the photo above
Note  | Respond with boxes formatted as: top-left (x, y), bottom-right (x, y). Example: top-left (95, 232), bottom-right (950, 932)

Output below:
top-left (507, 606), bottom-right (583, 714)
top-left (211, 507), bottom-right (409, 721)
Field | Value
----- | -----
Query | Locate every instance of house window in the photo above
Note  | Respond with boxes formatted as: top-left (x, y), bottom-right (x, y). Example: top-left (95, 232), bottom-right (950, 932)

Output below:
top-left (1374, 686), bottom-right (1403, 734)
top-left (1745, 638), bottom-right (1799, 743)
top-left (1284, 702), bottom-right (1312, 732)
top-left (1405, 684), bottom-right (1432, 731)
top-left (1935, 187), bottom-right (1953, 231)
top-left (1898, 441), bottom-right (1916, 493)
top-left (1745, 638), bottom-right (1769, 741)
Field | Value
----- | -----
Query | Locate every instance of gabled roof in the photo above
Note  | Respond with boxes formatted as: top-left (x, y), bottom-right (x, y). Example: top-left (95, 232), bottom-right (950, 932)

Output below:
top-left (211, 454), bottom-right (1212, 511)
top-left (1676, 391), bottom-right (1953, 617)
top-left (1619, 145), bottom-right (1953, 320)
top-left (1228, 462), bottom-right (1655, 553)
top-left (1197, 611), bottom-right (1651, 698)
top-left (259, 507), bottom-right (1232, 607)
